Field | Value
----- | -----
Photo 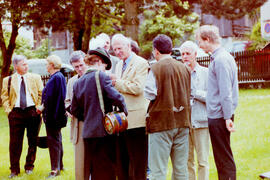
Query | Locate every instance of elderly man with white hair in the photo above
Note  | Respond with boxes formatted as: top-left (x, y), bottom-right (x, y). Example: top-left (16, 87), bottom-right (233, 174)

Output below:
top-left (111, 33), bottom-right (149, 180)
top-left (180, 41), bottom-right (209, 180)
top-left (89, 33), bottom-right (120, 73)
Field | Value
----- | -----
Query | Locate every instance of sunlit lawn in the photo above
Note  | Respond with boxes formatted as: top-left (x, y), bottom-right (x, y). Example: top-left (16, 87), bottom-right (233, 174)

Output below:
top-left (167, 89), bottom-right (270, 180)
top-left (0, 89), bottom-right (269, 179)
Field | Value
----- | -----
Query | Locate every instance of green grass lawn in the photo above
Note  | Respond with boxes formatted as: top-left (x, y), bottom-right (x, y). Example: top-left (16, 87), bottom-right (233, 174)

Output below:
top-left (0, 89), bottom-right (270, 179)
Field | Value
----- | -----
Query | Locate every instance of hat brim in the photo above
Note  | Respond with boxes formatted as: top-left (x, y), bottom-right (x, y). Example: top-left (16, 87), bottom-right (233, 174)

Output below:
top-left (88, 50), bottom-right (112, 70)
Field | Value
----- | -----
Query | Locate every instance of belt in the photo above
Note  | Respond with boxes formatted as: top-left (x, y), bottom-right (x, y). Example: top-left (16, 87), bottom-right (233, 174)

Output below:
top-left (13, 106), bottom-right (36, 112)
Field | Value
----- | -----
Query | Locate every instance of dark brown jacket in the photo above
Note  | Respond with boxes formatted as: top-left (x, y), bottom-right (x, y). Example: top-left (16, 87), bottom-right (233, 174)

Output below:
top-left (146, 57), bottom-right (191, 133)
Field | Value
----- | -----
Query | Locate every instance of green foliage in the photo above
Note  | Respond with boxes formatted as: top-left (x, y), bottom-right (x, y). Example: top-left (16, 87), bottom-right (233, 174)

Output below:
top-left (139, 8), bottom-right (199, 59)
top-left (1, 30), bottom-right (49, 60)
top-left (248, 20), bottom-right (268, 50)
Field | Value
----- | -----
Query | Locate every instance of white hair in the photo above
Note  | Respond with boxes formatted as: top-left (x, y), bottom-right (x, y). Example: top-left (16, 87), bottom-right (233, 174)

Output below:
top-left (97, 33), bottom-right (110, 42)
top-left (89, 36), bottom-right (106, 50)
top-left (179, 41), bottom-right (198, 54)
top-left (111, 34), bottom-right (131, 46)
top-left (12, 55), bottom-right (27, 65)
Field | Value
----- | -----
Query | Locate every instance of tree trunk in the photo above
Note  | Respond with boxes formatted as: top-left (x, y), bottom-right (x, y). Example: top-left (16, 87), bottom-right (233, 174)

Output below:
top-left (81, 0), bottom-right (94, 52)
top-left (0, 21), bottom-right (19, 106)
top-left (73, 29), bottom-right (84, 51)
top-left (124, 0), bottom-right (139, 42)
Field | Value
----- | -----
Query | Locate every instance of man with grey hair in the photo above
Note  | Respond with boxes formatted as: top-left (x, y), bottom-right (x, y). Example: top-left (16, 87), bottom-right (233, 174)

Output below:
top-left (196, 25), bottom-right (238, 180)
top-left (1, 55), bottom-right (43, 178)
top-left (90, 33), bottom-right (120, 73)
top-left (65, 50), bottom-right (87, 180)
top-left (180, 41), bottom-right (209, 180)
top-left (111, 33), bottom-right (149, 180)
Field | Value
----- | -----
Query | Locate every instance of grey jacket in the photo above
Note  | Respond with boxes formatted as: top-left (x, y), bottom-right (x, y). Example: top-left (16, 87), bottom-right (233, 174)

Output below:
top-left (190, 64), bottom-right (208, 128)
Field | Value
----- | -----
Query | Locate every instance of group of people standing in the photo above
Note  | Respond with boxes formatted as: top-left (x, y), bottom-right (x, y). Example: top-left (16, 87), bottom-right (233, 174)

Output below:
top-left (1, 24), bottom-right (238, 180)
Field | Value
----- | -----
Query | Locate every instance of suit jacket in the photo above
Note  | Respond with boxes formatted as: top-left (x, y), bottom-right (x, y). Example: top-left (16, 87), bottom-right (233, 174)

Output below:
top-left (114, 53), bottom-right (149, 129)
top-left (42, 71), bottom-right (67, 128)
top-left (1, 72), bottom-right (43, 114)
top-left (65, 74), bottom-right (81, 144)
top-left (71, 69), bottom-right (127, 138)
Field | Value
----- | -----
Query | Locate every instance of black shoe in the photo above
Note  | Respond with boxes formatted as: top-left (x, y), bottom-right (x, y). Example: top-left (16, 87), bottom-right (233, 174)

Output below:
top-left (46, 170), bottom-right (60, 179)
top-left (25, 169), bottom-right (33, 175)
top-left (8, 172), bottom-right (19, 179)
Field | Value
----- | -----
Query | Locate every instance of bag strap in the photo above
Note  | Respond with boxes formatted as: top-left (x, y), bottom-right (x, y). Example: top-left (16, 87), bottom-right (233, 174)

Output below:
top-left (95, 71), bottom-right (105, 116)
top-left (8, 75), bottom-right (12, 96)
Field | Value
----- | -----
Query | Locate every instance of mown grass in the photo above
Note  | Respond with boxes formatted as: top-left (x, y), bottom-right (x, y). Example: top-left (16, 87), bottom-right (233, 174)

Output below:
top-left (0, 89), bottom-right (270, 179)
top-left (0, 108), bottom-right (75, 180)
top-left (167, 89), bottom-right (270, 180)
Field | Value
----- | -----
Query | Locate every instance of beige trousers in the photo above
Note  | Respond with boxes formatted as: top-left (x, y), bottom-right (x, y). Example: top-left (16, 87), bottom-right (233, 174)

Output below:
top-left (188, 128), bottom-right (209, 180)
top-left (71, 119), bottom-right (85, 180)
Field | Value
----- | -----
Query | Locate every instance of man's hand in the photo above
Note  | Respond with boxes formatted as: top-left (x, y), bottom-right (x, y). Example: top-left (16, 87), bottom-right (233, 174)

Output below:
top-left (225, 119), bottom-right (235, 132)
top-left (109, 73), bottom-right (117, 86)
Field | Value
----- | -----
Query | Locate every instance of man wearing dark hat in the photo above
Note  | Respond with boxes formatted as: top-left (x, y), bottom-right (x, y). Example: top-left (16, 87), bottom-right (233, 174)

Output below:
top-left (71, 48), bottom-right (128, 180)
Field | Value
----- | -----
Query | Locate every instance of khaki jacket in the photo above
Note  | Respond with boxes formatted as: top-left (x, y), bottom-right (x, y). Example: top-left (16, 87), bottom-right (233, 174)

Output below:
top-left (1, 73), bottom-right (43, 114)
top-left (114, 53), bottom-right (149, 129)
top-left (65, 74), bottom-right (82, 144)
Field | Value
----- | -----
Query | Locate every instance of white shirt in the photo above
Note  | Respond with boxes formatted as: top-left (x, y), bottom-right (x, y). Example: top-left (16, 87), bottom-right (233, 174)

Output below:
top-left (14, 73), bottom-right (35, 108)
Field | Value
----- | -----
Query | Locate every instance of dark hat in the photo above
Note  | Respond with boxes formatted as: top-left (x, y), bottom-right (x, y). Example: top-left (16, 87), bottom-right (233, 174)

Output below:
top-left (88, 48), bottom-right (112, 70)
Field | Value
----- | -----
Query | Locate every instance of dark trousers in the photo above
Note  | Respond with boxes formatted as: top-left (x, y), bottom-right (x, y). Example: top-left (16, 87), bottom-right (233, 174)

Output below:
top-left (116, 127), bottom-right (148, 180)
top-left (8, 106), bottom-right (41, 173)
top-left (84, 136), bottom-right (117, 180)
top-left (208, 116), bottom-right (236, 180)
top-left (45, 125), bottom-right (63, 171)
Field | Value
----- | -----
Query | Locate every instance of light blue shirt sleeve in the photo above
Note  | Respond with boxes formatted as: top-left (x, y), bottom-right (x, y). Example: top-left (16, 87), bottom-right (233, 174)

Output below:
top-left (144, 70), bottom-right (157, 101)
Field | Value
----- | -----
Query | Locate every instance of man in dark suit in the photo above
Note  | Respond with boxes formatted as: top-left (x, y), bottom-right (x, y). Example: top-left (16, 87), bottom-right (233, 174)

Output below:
top-left (41, 55), bottom-right (67, 178)
top-left (71, 48), bottom-right (128, 180)
top-left (1, 55), bottom-right (43, 178)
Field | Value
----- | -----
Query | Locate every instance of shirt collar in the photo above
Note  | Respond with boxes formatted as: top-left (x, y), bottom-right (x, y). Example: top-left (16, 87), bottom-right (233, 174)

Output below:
top-left (159, 54), bottom-right (172, 62)
top-left (210, 47), bottom-right (223, 62)
top-left (192, 63), bottom-right (199, 73)
top-left (15, 72), bottom-right (26, 79)
top-left (124, 53), bottom-right (133, 66)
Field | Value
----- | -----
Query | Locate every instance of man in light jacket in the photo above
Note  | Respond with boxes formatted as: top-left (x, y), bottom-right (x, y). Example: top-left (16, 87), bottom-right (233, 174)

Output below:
top-left (180, 41), bottom-right (209, 180)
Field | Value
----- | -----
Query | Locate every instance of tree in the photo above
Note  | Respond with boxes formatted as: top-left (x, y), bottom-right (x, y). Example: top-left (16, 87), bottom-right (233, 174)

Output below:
top-left (248, 20), bottom-right (268, 50)
top-left (0, 0), bottom-right (39, 105)
top-left (199, 0), bottom-right (267, 20)
top-left (139, 2), bottom-right (199, 59)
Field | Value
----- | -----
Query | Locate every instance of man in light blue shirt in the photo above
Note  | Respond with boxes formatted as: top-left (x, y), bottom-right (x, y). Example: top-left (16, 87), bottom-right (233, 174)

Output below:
top-left (196, 25), bottom-right (238, 180)
top-left (180, 41), bottom-right (209, 180)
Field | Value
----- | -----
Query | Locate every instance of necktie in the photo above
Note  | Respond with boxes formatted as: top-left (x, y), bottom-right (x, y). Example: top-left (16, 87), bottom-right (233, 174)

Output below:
top-left (122, 61), bottom-right (127, 76)
top-left (20, 76), bottom-right (27, 109)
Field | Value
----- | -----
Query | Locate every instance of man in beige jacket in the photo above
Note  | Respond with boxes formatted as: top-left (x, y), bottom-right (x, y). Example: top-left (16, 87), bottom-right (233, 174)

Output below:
top-left (1, 55), bottom-right (43, 178)
top-left (65, 51), bottom-right (87, 180)
top-left (110, 34), bottom-right (149, 180)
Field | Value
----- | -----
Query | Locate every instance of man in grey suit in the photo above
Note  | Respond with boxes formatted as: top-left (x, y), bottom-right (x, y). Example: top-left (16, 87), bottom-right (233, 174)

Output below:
top-left (65, 50), bottom-right (87, 180)
top-left (180, 41), bottom-right (209, 180)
